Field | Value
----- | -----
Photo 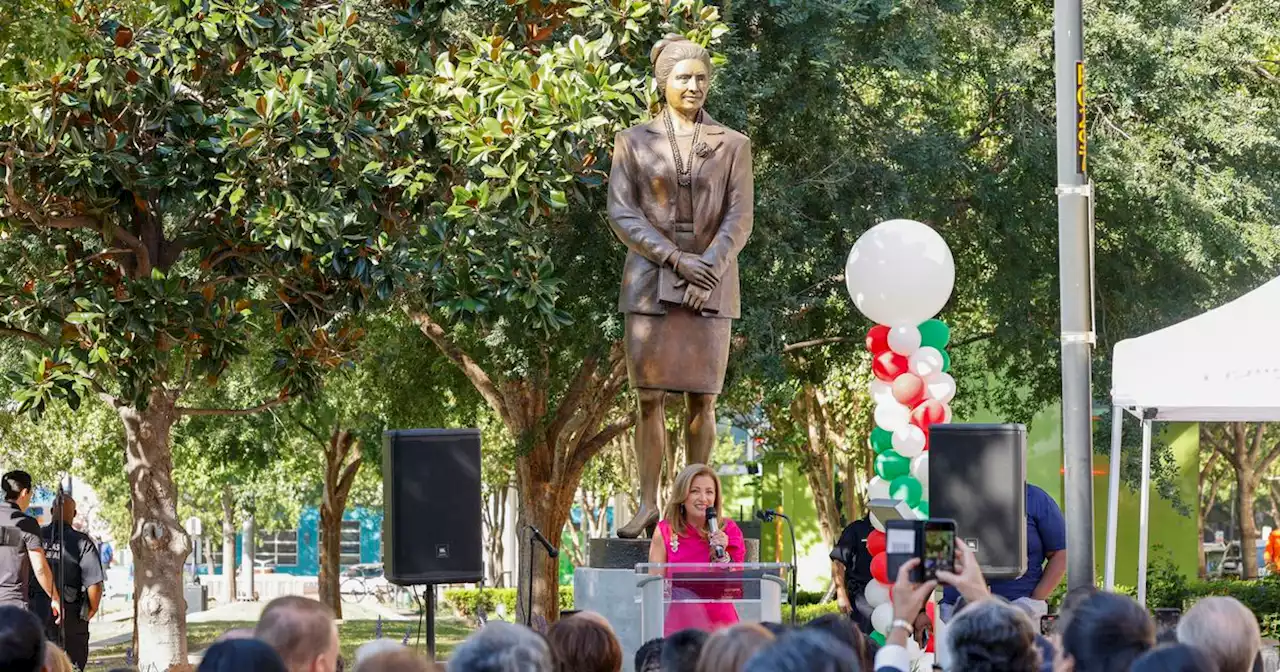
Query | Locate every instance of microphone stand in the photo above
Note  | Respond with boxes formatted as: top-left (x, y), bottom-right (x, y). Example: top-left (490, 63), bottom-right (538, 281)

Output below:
top-left (524, 525), bottom-right (559, 628)
top-left (56, 482), bottom-right (67, 650)
top-left (758, 510), bottom-right (798, 625)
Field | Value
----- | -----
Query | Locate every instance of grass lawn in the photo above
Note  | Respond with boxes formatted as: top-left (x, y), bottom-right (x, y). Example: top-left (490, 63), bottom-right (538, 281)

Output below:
top-left (87, 618), bottom-right (476, 669)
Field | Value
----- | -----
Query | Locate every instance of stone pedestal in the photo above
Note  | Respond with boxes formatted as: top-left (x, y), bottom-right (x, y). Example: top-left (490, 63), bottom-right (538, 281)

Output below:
top-left (573, 537), bottom-right (762, 671)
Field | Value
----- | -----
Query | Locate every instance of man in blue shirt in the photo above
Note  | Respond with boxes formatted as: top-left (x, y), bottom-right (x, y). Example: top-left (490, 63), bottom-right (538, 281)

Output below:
top-left (943, 483), bottom-right (1067, 621)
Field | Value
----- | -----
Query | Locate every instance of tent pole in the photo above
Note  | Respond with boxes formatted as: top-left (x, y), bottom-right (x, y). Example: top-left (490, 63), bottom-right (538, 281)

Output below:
top-left (1137, 418), bottom-right (1153, 606)
top-left (1104, 405), bottom-right (1123, 591)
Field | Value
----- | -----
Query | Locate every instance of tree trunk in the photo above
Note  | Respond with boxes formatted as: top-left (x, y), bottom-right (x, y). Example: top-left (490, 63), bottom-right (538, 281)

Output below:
top-left (1238, 464), bottom-right (1259, 579)
top-left (203, 535), bottom-right (216, 581)
top-left (797, 385), bottom-right (842, 549)
top-left (221, 483), bottom-right (237, 605)
top-left (319, 428), bottom-right (362, 618)
top-left (515, 458), bottom-right (579, 625)
top-left (117, 388), bottom-right (190, 670)
top-left (483, 486), bottom-right (509, 587)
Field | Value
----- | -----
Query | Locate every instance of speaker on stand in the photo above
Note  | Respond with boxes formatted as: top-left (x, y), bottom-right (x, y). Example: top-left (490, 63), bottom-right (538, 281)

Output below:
top-left (383, 429), bottom-right (484, 657)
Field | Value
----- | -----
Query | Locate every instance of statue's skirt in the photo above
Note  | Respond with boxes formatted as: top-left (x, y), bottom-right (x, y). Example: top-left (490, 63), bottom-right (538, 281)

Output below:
top-left (624, 306), bottom-right (731, 395)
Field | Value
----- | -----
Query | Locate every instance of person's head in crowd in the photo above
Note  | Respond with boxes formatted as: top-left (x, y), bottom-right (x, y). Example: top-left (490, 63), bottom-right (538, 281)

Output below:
top-left (758, 621), bottom-right (790, 637)
top-left (1131, 643), bottom-right (1220, 672)
top-left (197, 639), bottom-right (289, 672)
top-left (1177, 596), bottom-right (1261, 672)
top-left (1053, 585), bottom-right (1098, 642)
top-left (801, 614), bottom-right (873, 671)
top-left (214, 627), bottom-right (256, 643)
top-left (635, 638), bottom-right (664, 672)
top-left (448, 621), bottom-right (553, 672)
top-left (2, 470), bottom-right (34, 509)
top-left (695, 623), bottom-right (775, 672)
top-left (44, 644), bottom-right (74, 672)
top-left (354, 639), bottom-right (408, 668)
top-left (546, 611), bottom-right (622, 672)
top-left (1058, 591), bottom-right (1153, 672)
top-left (742, 629), bottom-right (858, 672)
top-left (943, 599), bottom-right (1040, 672)
top-left (254, 596), bottom-right (340, 672)
top-left (0, 605), bottom-right (46, 672)
top-left (355, 649), bottom-right (439, 672)
top-left (662, 628), bottom-right (711, 672)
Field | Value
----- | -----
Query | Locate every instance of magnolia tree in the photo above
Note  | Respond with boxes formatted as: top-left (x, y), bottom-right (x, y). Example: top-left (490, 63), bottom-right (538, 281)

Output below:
top-left (0, 0), bottom-right (414, 666)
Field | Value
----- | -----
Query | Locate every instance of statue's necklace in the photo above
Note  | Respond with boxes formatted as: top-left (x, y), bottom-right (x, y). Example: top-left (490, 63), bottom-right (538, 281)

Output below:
top-left (665, 107), bottom-right (703, 188)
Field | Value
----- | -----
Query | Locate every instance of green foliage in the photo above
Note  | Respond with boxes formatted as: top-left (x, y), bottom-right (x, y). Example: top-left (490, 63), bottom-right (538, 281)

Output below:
top-left (797, 601), bottom-right (842, 623)
top-left (443, 586), bottom-right (574, 618)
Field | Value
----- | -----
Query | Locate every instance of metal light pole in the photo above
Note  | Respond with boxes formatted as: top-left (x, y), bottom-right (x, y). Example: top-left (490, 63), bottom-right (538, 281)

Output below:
top-left (1054, 0), bottom-right (1096, 591)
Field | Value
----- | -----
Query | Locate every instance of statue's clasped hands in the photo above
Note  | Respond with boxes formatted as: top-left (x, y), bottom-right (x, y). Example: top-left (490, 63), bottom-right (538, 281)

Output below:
top-left (674, 252), bottom-right (717, 311)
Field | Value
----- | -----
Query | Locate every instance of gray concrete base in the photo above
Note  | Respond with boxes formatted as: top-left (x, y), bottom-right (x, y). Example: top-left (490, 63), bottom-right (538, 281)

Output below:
top-left (575, 567), bottom-right (644, 672)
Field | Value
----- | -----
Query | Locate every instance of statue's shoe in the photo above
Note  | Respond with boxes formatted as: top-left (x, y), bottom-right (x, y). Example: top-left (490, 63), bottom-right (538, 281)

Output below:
top-left (616, 505), bottom-right (660, 539)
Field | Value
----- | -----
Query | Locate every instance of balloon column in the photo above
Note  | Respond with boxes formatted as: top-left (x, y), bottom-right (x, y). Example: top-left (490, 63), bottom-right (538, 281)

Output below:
top-left (845, 219), bottom-right (956, 651)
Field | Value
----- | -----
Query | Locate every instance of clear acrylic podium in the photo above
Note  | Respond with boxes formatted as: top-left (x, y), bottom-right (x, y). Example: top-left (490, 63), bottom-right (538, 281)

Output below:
top-left (635, 563), bottom-right (790, 640)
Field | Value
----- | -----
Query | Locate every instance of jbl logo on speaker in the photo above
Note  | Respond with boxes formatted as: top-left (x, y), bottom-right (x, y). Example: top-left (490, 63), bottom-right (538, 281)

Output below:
top-left (436, 544), bottom-right (450, 559)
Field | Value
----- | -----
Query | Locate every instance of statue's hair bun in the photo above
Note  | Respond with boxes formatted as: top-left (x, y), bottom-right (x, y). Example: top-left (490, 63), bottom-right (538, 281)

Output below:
top-left (650, 33), bottom-right (690, 68)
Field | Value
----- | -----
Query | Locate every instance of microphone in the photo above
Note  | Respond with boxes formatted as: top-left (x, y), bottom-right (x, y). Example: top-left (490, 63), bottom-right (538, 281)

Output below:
top-left (706, 508), bottom-right (727, 561)
top-left (528, 525), bottom-right (559, 558)
top-left (756, 509), bottom-right (780, 522)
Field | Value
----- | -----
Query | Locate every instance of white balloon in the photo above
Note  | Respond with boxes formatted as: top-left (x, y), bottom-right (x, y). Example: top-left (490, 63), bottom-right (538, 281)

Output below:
top-left (917, 653), bottom-right (935, 669)
top-left (892, 424), bottom-right (927, 458)
top-left (911, 453), bottom-right (929, 493)
top-left (869, 510), bottom-right (885, 532)
top-left (906, 637), bottom-right (922, 659)
top-left (870, 379), bottom-right (895, 405)
top-left (925, 372), bottom-right (957, 404)
top-left (864, 579), bottom-right (890, 608)
top-left (875, 400), bottom-right (910, 432)
top-left (943, 403), bottom-right (953, 424)
top-left (867, 476), bottom-right (891, 501)
top-left (872, 602), bottom-right (895, 635)
top-left (888, 325), bottom-right (922, 356)
top-left (909, 346), bottom-right (945, 378)
top-left (844, 219), bottom-right (956, 326)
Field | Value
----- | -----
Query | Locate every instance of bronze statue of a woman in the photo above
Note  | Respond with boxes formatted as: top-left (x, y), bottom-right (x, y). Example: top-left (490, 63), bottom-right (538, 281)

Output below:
top-left (607, 35), bottom-right (753, 538)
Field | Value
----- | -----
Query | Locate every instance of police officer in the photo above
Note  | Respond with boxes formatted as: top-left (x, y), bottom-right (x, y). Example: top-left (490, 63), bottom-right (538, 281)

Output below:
top-left (0, 471), bottom-right (61, 618)
top-left (31, 494), bottom-right (103, 670)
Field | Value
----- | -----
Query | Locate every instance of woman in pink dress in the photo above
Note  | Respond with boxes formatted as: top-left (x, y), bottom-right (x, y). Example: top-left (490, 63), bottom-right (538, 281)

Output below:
top-left (647, 463), bottom-right (746, 635)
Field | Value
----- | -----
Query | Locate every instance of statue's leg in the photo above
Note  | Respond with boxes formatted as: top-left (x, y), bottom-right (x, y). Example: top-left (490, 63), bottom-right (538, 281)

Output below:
top-left (618, 388), bottom-right (666, 539)
top-left (685, 392), bottom-right (718, 467)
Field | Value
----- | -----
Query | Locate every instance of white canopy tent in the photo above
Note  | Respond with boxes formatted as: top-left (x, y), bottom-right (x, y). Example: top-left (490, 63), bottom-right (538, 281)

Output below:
top-left (1105, 276), bottom-right (1280, 604)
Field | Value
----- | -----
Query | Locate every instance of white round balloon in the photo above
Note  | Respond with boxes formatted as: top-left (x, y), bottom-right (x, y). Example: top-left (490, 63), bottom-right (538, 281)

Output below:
top-left (888, 325), bottom-right (922, 356)
top-left (870, 379), bottom-right (895, 405)
top-left (869, 510), bottom-right (885, 532)
top-left (906, 637), bottom-right (922, 658)
top-left (844, 219), bottom-right (956, 327)
top-left (943, 403), bottom-right (953, 424)
top-left (875, 400), bottom-right (911, 432)
top-left (917, 653), bottom-right (935, 668)
top-left (892, 424), bottom-right (927, 458)
top-left (909, 346), bottom-right (945, 378)
top-left (925, 372), bottom-right (957, 404)
top-left (864, 579), bottom-right (890, 608)
top-left (872, 602), bottom-right (894, 635)
top-left (911, 453), bottom-right (929, 492)
top-left (867, 476), bottom-right (891, 501)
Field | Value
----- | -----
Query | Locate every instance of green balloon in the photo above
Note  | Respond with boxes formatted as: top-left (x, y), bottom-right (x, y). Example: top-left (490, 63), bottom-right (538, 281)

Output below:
top-left (890, 475), bottom-right (923, 507)
top-left (875, 452), bottom-right (911, 481)
top-left (941, 348), bottom-right (952, 373)
top-left (913, 501), bottom-right (930, 519)
top-left (918, 319), bottom-right (951, 350)
top-left (870, 427), bottom-right (895, 454)
top-left (870, 631), bottom-right (886, 646)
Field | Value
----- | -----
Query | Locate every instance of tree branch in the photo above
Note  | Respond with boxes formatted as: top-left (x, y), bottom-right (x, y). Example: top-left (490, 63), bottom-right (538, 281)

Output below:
top-left (0, 326), bottom-right (52, 347)
top-left (569, 415), bottom-right (636, 476)
top-left (176, 395), bottom-right (290, 417)
top-left (407, 309), bottom-right (514, 430)
top-left (545, 355), bottom-right (600, 449)
top-left (783, 336), bottom-right (855, 354)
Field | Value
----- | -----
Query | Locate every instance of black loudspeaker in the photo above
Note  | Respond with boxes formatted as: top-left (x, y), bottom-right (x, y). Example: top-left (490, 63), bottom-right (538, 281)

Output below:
top-left (928, 424), bottom-right (1027, 580)
top-left (383, 429), bottom-right (484, 586)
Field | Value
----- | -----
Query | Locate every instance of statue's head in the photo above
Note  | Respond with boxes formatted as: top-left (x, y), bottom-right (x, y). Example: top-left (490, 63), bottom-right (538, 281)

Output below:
top-left (650, 34), bottom-right (713, 117)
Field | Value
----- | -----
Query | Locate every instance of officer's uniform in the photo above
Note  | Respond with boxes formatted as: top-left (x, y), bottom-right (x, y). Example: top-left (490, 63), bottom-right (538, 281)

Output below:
top-left (30, 521), bottom-right (104, 669)
top-left (0, 499), bottom-right (42, 607)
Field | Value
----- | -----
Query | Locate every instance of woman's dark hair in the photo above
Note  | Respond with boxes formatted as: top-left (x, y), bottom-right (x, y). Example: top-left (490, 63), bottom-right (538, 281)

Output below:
top-left (197, 639), bottom-right (288, 672)
top-left (1, 471), bottom-right (32, 502)
top-left (802, 614), bottom-right (873, 670)
top-left (742, 629), bottom-right (859, 672)
top-left (663, 629), bottom-right (711, 672)
top-left (546, 613), bottom-right (623, 672)
top-left (758, 621), bottom-right (790, 636)
top-left (1060, 591), bottom-right (1154, 672)
top-left (635, 638), bottom-right (664, 672)
top-left (946, 600), bottom-right (1040, 672)
top-left (1130, 644), bottom-right (1220, 672)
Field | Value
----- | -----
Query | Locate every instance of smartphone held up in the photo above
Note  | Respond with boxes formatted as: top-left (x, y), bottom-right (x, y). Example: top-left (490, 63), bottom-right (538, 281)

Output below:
top-left (885, 518), bottom-right (957, 583)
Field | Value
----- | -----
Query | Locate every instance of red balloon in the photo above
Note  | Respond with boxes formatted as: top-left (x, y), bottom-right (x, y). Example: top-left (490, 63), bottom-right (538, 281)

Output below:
top-left (866, 529), bottom-right (886, 556)
top-left (925, 600), bottom-right (936, 622)
top-left (911, 399), bottom-right (947, 428)
top-left (891, 373), bottom-right (926, 407)
top-left (872, 350), bottom-right (909, 382)
top-left (866, 325), bottom-right (890, 354)
top-left (870, 552), bottom-right (889, 584)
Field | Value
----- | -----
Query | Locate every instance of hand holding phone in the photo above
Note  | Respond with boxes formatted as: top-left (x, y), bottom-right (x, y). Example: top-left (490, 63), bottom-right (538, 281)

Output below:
top-left (886, 519), bottom-right (957, 582)
top-left (936, 538), bottom-right (990, 604)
